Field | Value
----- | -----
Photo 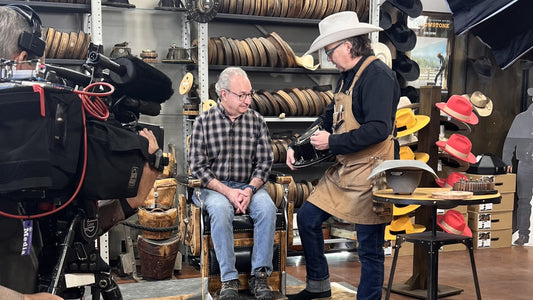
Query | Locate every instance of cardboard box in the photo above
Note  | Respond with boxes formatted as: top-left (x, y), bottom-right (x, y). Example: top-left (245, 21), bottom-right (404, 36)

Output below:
top-left (468, 211), bottom-right (512, 231)
top-left (384, 239), bottom-right (414, 257)
top-left (468, 192), bottom-right (515, 212)
top-left (472, 228), bottom-right (512, 249)
top-left (464, 173), bottom-right (516, 193)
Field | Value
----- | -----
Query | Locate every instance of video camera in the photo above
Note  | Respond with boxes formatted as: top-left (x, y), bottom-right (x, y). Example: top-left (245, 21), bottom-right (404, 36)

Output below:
top-left (0, 46), bottom-right (174, 298)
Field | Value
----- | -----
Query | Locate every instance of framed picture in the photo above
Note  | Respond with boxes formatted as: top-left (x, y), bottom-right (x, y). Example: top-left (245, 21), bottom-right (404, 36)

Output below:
top-left (407, 13), bottom-right (454, 90)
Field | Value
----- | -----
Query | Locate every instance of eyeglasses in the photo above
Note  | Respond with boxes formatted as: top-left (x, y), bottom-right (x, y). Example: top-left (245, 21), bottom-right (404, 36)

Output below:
top-left (325, 42), bottom-right (345, 58)
top-left (225, 89), bottom-right (255, 101)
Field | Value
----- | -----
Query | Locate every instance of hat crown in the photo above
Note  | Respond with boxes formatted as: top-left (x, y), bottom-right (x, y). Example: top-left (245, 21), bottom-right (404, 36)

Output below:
top-left (396, 108), bottom-right (417, 129)
top-left (389, 23), bottom-right (411, 42)
top-left (446, 134), bottom-right (472, 154)
top-left (446, 95), bottom-right (473, 115)
top-left (319, 11), bottom-right (360, 37)
top-left (390, 215), bottom-right (414, 232)
top-left (470, 91), bottom-right (489, 107)
top-left (394, 54), bottom-right (415, 72)
top-left (399, 146), bottom-right (415, 160)
top-left (440, 210), bottom-right (466, 232)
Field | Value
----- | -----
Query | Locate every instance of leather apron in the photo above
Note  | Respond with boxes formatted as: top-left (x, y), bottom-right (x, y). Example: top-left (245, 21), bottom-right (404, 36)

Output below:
top-left (307, 56), bottom-right (394, 224)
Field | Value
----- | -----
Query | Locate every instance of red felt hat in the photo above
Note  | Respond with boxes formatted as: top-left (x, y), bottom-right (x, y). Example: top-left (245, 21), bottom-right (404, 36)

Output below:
top-left (436, 134), bottom-right (477, 164)
top-left (436, 172), bottom-right (469, 188)
top-left (436, 209), bottom-right (472, 237)
top-left (436, 94), bottom-right (479, 125)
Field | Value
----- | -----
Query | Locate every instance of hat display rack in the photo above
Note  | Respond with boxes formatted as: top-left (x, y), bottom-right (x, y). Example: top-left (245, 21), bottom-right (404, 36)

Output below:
top-left (380, 0), bottom-right (421, 105)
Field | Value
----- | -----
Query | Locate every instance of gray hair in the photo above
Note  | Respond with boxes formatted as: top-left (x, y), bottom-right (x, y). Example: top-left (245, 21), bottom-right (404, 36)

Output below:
top-left (214, 67), bottom-right (249, 98)
top-left (0, 6), bottom-right (33, 60)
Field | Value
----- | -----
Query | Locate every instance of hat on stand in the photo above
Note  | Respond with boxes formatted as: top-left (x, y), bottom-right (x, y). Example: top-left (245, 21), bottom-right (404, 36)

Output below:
top-left (385, 214), bottom-right (426, 240)
top-left (397, 96), bottom-right (420, 110)
top-left (438, 152), bottom-right (471, 172)
top-left (305, 11), bottom-right (383, 55)
top-left (384, 22), bottom-right (417, 52)
top-left (436, 172), bottom-right (469, 188)
top-left (400, 146), bottom-right (429, 163)
top-left (440, 113), bottom-right (472, 136)
top-left (436, 133), bottom-right (477, 164)
top-left (436, 95), bottom-right (479, 125)
top-left (393, 53), bottom-right (420, 82)
top-left (467, 91), bottom-right (493, 117)
top-left (368, 160), bottom-right (438, 194)
top-left (386, 0), bottom-right (423, 18)
top-left (396, 108), bottom-right (430, 137)
top-left (437, 209), bottom-right (472, 237)
top-left (371, 42), bottom-right (393, 68)
top-left (392, 204), bottom-right (420, 216)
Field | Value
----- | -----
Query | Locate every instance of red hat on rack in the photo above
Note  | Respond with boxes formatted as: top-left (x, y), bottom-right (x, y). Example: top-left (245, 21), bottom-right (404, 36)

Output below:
top-left (436, 95), bottom-right (479, 125)
top-left (436, 134), bottom-right (477, 164)
top-left (437, 209), bottom-right (472, 237)
top-left (436, 172), bottom-right (468, 188)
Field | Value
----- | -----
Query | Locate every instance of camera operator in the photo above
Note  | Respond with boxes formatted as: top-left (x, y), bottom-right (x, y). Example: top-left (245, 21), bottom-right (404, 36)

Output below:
top-left (0, 5), bottom-right (160, 299)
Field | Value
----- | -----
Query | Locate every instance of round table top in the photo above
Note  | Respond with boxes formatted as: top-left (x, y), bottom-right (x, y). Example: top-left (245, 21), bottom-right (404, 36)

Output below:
top-left (373, 187), bottom-right (501, 208)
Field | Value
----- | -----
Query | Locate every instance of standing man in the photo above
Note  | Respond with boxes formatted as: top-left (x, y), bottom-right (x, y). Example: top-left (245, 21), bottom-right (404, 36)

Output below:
top-left (0, 4), bottom-right (160, 298)
top-left (188, 67), bottom-right (276, 300)
top-left (503, 88), bottom-right (533, 246)
top-left (286, 11), bottom-right (400, 300)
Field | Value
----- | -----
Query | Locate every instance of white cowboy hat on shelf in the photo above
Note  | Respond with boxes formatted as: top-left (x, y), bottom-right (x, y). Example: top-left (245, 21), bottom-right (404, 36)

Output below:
top-left (305, 11), bottom-right (383, 55)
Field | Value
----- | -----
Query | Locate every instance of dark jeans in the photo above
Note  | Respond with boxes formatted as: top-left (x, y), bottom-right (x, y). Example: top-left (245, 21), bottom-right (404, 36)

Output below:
top-left (517, 160), bottom-right (533, 237)
top-left (297, 201), bottom-right (387, 300)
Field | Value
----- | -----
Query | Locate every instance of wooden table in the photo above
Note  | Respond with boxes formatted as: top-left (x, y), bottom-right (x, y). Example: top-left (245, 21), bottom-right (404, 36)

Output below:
top-left (373, 188), bottom-right (501, 300)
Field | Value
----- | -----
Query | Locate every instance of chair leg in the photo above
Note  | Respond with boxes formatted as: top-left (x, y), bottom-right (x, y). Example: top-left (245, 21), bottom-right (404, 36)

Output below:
top-left (385, 236), bottom-right (404, 300)
top-left (466, 239), bottom-right (482, 300)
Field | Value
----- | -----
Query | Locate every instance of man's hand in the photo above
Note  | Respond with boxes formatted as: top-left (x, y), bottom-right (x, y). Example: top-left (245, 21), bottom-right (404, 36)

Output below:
top-left (286, 147), bottom-right (296, 171)
top-left (506, 165), bottom-right (513, 173)
top-left (226, 188), bottom-right (249, 214)
top-left (310, 130), bottom-right (330, 151)
top-left (139, 128), bottom-right (159, 154)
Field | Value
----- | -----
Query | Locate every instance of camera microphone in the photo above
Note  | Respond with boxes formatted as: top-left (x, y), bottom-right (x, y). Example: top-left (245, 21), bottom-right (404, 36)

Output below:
top-left (87, 52), bottom-right (174, 104)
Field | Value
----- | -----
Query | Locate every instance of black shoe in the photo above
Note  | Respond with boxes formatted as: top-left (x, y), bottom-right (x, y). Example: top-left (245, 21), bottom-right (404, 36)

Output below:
top-left (287, 289), bottom-right (331, 300)
top-left (514, 235), bottom-right (529, 246)
top-left (249, 268), bottom-right (273, 300)
top-left (219, 279), bottom-right (239, 300)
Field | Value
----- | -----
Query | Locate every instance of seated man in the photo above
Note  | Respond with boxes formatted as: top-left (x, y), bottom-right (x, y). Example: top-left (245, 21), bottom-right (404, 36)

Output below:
top-left (188, 67), bottom-right (276, 300)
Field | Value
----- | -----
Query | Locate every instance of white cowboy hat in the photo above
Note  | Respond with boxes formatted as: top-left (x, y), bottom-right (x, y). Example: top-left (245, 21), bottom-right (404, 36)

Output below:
top-left (371, 42), bottom-right (392, 68)
top-left (305, 11), bottom-right (383, 55)
top-left (468, 91), bottom-right (493, 117)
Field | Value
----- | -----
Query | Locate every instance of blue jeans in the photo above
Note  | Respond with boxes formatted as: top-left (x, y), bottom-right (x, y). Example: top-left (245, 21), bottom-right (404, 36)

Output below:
top-left (297, 201), bottom-right (386, 300)
top-left (193, 181), bottom-right (277, 282)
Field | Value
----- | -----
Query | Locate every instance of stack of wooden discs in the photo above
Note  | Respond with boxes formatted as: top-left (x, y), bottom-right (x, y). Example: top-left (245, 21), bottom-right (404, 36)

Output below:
top-left (192, 32), bottom-right (298, 68)
top-left (42, 27), bottom-right (91, 60)
top-left (271, 138), bottom-right (292, 163)
top-left (265, 179), bottom-right (316, 208)
top-left (140, 50), bottom-right (158, 63)
top-left (251, 88), bottom-right (333, 117)
top-left (218, 0), bottom-right (368, 21)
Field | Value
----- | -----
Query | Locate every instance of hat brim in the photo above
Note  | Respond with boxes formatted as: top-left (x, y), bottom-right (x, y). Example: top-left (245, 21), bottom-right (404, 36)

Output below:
top-left (436, 140), bottom-right (477, 164)
top-left (436, 214), bottom-right (472, 237)
top-left (305, 25), bottom-right (383, 55)
top-left (387, 0), bottom-right (423, 18)
top-left (414, 152), bottom-right (429, 163)
top-left (440, 116), bottom-right (472, 135)
top-left (397, 115), bottom-right (430, 137)
top-left (385, 223), bottom-right (426, 240)
top-left (398, 134), bottom-right (418, 147)
top-left (384, 26), bottom-right (417, 52)
top-left (436, 102), bottom-right (479, 125)
top-left (368, 159), bottom-right (438, 180)
top-left (435, 178), bottom-right (446, 188)
top-left (472, 100), bottom-right (493, 117)
top-left (393, 204), bottom-right (420, 216)
top-left (438, 152), bottom-right (471, 171)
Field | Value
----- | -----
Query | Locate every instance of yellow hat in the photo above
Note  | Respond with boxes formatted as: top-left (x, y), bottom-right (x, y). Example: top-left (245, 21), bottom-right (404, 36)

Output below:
top-left (399, 146), bottom-right (429, 163)
top-left (396, 108), bottom-right (430, 137)
top-left (392, 204), bottom-right (420, 216)
top-left (385, 215), bottom-right (426, 240)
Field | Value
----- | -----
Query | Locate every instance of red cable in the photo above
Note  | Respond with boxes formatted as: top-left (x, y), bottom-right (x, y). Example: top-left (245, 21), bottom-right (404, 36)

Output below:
top-left (0, 82), bottom-right (116, 219)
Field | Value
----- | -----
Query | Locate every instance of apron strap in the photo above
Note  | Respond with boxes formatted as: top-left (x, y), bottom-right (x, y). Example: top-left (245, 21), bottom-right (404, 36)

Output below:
top-left (346, 56), bottom-right (379, 95)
